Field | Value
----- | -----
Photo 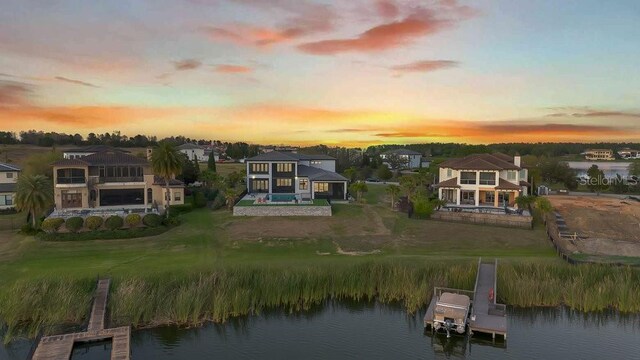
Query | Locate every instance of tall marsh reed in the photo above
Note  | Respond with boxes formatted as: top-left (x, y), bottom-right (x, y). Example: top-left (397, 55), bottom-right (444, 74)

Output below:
top-left (1, 260), bottom-right (639, 342)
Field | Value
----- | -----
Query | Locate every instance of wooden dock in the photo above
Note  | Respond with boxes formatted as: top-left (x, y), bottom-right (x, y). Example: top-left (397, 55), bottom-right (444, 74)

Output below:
top-left (32, 279), bottom-right (131, 360)
top-left (424, 259), bottom-right (507, 340)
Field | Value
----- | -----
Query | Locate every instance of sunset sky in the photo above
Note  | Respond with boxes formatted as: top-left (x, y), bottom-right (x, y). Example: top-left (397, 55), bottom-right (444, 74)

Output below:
top-left (1, 0), bottom-right (640, 147)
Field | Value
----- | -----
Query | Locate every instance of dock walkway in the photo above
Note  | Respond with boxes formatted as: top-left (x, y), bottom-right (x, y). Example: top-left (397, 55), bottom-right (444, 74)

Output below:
top-left (424, 259), bottom-right (507, 339)
top-left (32, 278), bottom-right (131, 360)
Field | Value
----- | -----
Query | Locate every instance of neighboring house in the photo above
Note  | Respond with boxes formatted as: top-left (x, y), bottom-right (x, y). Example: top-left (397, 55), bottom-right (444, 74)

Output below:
top-left (584, 149), bottom-right (615, 161)
top-left (64, 145), bottom-right (129, 159)
top-left (0, 163), bottom-right (20, 210)
top-left (52, 147), bottom-right (184, 211)
top-left (177, 143), bottom-right (207, 162)
top-left (245, 151), bottom-right (348, 200)
top-left (381, 149), bottom-right (423, 169)
top-left (435, 153), bottom-right (529, 207)
top-left (204, 148), bottom-right (220, 162)
top-left (618, 148), bottom-right (640, 159)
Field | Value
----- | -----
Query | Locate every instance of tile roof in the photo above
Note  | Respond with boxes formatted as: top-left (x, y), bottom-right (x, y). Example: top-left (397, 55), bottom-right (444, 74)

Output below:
top-left (439, 153), bottom-right (520, 171)
top-left (434, 177), bottom-right (460, 188)
top-left (177, 143), bottom-right (204, 150)
top-left (153, 176), bottom-right (185, 187)
top-left (53, 151), bottom-right (148, 167)
top-left (66, 145), bottom-right (129, 153)
top-left (0, 162), bottom-right (20, 172)
top-left (496, 178), bottom-right (521, 190)
top-left (0, 183), bottom-right (17, 192)
top-left (297, 165), bottom-right (348, 182)
top-left (246, 151), bottom-right (335, 162)
top-left (382, 149), bottom-right (422, 156)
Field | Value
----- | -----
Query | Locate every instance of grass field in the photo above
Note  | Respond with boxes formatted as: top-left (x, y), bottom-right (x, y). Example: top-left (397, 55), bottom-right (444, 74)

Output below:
top-left (1, 183), bottom-right (638, 341)
top-left (199, 162), bottom-right (245, 177)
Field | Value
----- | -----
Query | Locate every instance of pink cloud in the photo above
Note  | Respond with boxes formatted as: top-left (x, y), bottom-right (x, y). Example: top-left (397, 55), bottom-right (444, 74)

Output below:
top-left (297, 11), bottom-right (450, 55)
top-left (214, 65), bottom-right (253, 74)
top-left (390, 60), bottom-right (458, 74)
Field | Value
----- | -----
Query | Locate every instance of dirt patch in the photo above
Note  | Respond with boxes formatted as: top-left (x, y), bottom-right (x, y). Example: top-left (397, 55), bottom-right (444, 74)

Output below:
top-left (549, 195), bottom-right (640, 257)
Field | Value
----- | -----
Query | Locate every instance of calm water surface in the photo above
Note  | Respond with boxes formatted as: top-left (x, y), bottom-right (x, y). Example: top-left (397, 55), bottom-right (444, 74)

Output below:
top-left (2, 302), bottom-right (639, 359)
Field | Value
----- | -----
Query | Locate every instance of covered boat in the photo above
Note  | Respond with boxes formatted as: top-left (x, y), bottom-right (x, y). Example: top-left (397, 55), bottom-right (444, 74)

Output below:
top-left (432, 292), bottom-right (471, 337)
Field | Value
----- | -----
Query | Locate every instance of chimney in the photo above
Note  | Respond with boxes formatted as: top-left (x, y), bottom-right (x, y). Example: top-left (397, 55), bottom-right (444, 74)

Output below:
top-left (514, 154), bottom-right (521, 167)
top-left (146, 148), bottom-right (153, 161)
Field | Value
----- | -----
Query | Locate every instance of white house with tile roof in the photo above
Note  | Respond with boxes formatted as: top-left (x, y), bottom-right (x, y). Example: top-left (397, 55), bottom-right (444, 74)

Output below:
top-left (0, 163), bottom-right (20, 210)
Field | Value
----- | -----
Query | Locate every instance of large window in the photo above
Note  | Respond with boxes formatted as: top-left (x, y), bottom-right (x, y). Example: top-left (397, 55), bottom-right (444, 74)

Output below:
top-left (252, 179), bottom-right (268, 192)
top-left (460, 172), bottom-right (477, 185)
top-left (498, 192), bottom-right (511, 205)
top-left (6, 172), bottom-right (13, 179)
top-left (99, 189), bottom-right (144, 206)
top-left (519, 170), bottom-right (527, 181)
top-left (276, 163), bottom-right (293, 172)
top-left (313, 182), bottom-right (329, 192)
top-left (446, 169), bottom-right (453, 178)
top-left (276, 178), bottom-right (292, 187)
top-left (56, 168), bottom-right (86, 184)
top-left (479, 172), bottom-right (496, 185)
top-left (461, 190), bottom-right (475, 205)
top-left (299, 178), bottom-right (308, 190)
top-left (507, 171), bottom-right (517, 181)
top-left (250, 163), bottom-right (268, 173)
top-left (485, 192), bottom-right (495, 204)
top-left (100, 166), bottom-right (143, 181)
top-left (0, 195), bottom-right (12, 206)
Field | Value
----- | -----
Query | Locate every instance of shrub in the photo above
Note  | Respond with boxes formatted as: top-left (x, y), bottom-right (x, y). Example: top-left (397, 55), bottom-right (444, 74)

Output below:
top-left (85, 216), bottom-right (104, 231)
top-left (125, 213), bottom-right (142, 227)
top-left (142, 213), bottom-right (162, 228)
top-left (412, 196), bottom-right (435, 219)
top-left (193, 191), bottom-right (207, 208)
top-left (64, 217), bottom-right (84, 233)
top-left (170, 204), bottom-right (193, 215)
top-left (105, 216), bottom-right (124, 230)
top-left (162, 215), bottom-right (181, 227)
top-left (20, 223), bottom-right (37, 235)
top-left (41, 218), bottom-right (65, 233)
top-left (210, 193), bottom-right (226, 210)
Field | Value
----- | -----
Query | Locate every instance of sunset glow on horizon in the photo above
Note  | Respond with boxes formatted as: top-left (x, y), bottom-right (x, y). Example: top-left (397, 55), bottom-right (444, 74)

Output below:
top-left (2, 0), bottom-right (640, 147)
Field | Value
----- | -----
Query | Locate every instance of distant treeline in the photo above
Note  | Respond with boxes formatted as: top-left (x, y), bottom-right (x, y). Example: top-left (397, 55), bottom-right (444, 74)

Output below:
top-left (366, 143), bottom-right (640, 158)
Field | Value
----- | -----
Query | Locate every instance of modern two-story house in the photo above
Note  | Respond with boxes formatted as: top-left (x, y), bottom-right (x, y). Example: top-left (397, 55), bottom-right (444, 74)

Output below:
top-left (0, 163), bottom-right (20, 210)
top-left (380, 149), bottom-right (423, 169)
top-left (245, 151), bottom-right (349, 201)
top-left (177, 143), bottom-right (208, 162)
top-left (52, 147), bottom-right (184, 212)
top-left (435, 153), bottom-right (529, 207)
top-left (584, 149), bottom-right (615, 161)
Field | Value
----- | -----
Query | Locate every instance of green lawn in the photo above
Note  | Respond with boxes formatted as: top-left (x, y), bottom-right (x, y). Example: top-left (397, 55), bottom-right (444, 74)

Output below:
top-left (199, 162), bottom-right (245, 177)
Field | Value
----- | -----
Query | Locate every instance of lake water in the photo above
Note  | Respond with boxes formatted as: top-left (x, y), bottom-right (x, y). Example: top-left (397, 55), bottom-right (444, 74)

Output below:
top-left (2, 302), bottom-right (639, 359)
top-left (566, 161), bottom-right (632, 178)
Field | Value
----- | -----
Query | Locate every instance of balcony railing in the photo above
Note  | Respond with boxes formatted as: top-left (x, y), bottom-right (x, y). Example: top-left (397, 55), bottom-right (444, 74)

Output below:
top-left (100, 176), bottom-right (144, 183)
top-left (57, 177), bottom-right (86, 184)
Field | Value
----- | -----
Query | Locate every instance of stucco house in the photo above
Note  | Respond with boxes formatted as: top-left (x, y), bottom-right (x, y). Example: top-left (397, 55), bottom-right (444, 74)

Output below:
top-left (584, 149), bottom-right (615, 161)
top-left (51, 147), bottom-right (184, 212)
top-left (435, 153), bottom-right (529, 207)
top-left (245, 151), bottom-right (349, 200)
top-left (618, 148), bottom-right (640, 159)
top-left (0, 163), bottom-right (20, 210)
top-left (381, 149), bottom-right (423, 169)
top-left (177, 143), bottom-right (207, 162)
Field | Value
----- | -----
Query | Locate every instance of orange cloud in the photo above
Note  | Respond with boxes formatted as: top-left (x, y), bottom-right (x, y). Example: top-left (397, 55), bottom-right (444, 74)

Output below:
top-left (214, 65), bottom-right (253, 74)
top-left (0, 80), bottom-right (33, 106)
top-left (390, 60), bottom-right (458, 74)
top-left (298, 13), bottom-right (450, 55)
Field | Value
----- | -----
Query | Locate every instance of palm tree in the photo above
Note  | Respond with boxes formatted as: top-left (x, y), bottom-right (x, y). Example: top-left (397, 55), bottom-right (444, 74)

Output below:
top-left (432, 198), bottom-right (448, 211)
top-left (399, 176), bottom-right (418, 201)
top-left (515, 195), bottom-right (536, 213)
top-left (385, 184), bottom-right (401, 209)
top-left (224, 187), bottom-right (239, 210)
top-left (151, 142), bottom-right (183, 217)
top-left (15, 174), bottom-right (53, 228)
top-left (535, 197), bottom-right (553, 216)
top-left (349, 181), bottom-right (368, 202)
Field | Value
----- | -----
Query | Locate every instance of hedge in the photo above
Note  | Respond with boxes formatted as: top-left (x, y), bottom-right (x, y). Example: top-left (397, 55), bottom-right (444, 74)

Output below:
top-left (105, 215), bottom-right (124, 230)
top-left (64, 217), bottom-right (84, 233)
top-left (85, 216), bottom-right (104, 230)
top-left (37, 226), bottom-right (170, 241)
top-left (142, 213), bottom-right (162, 228)
top-left (125, 213), bottom-right (141, 227)
top-left (41, 218), bottom-right (65, 233)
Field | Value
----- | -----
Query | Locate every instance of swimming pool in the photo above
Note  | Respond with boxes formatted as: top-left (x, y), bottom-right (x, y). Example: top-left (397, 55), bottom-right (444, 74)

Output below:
top-left (269, 194), bottom-right (297, 202)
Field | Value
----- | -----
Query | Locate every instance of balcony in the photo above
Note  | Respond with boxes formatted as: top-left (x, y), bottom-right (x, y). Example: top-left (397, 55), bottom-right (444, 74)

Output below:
top-left (57, 177), bottom-right (86, 185)
top-left (99, 176), bottom-right (144, 183)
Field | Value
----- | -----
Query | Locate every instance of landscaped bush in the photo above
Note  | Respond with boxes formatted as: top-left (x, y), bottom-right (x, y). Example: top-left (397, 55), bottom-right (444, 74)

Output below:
top-left (142, 213), bottom-right (162, 228)
top-left (193, 191), bottom-right (207, 208)
top-left (170, 204), bottom-right (193, 215)
top-left (20, 223), bottom-right (37, 235)
top-left (105, 216), bottom-right (124, 230)
top-left (162, 215), bottom-right (181, 227)
top-left (210, 193), bottom-right (226, 210)
top-left (85, 216), bottom-right (104, 231)
top-left (64, 217), bottom-right (84, 233)
top-left (41, 218), bottom-right (65, 233)
top-left (125, 213), bottom-right (142, 227)
top-left (412, 196), bottom-right (435, 219)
